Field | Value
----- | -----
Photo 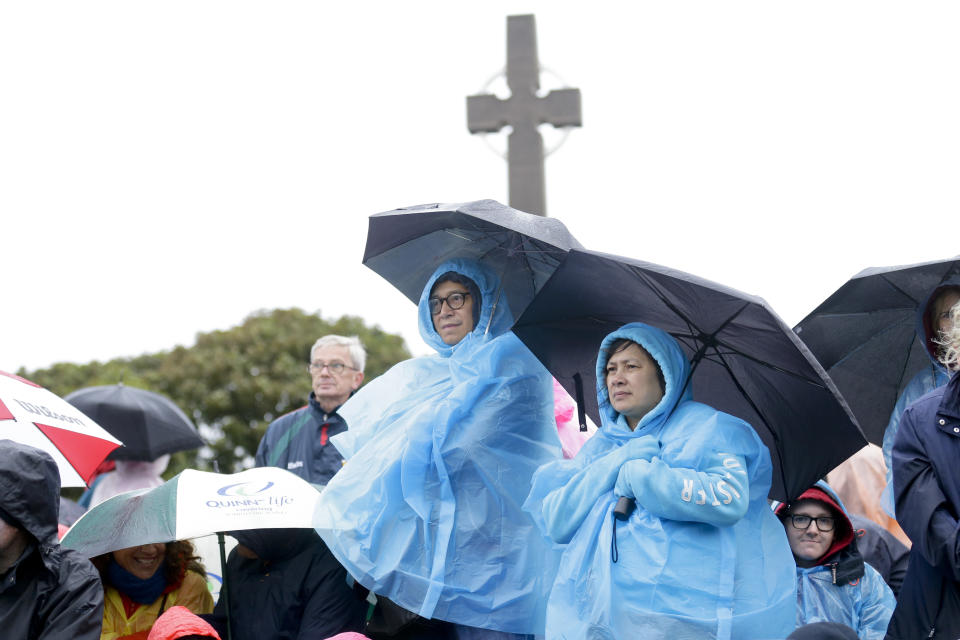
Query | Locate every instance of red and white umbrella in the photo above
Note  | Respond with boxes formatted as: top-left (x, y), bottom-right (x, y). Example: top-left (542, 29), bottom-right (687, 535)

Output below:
top-left (0, 371), bottom-right (122, 486)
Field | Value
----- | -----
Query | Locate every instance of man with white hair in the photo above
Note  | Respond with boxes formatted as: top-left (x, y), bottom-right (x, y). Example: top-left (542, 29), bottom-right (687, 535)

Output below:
top-left (256, 335), bottom-right (365, 485)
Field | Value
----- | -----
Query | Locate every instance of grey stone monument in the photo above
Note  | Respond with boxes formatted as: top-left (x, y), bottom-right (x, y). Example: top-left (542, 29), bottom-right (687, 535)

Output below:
top-left (466, 14), bottom-right (582, 217)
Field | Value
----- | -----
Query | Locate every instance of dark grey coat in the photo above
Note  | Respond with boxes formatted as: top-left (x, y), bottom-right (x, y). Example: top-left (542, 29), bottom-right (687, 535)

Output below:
top-left (0, 439), bottom-right (103, 639)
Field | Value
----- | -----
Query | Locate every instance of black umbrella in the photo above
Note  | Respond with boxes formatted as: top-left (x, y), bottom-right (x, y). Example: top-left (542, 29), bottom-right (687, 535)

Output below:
top-left (794, 256), bottom-right (960, 445)
top-left (65, 384), bottom-right (203, 460)
top-left (363, 199), bottom-right (583, 320)
top-left (513, 249), bottom-right (866, 502)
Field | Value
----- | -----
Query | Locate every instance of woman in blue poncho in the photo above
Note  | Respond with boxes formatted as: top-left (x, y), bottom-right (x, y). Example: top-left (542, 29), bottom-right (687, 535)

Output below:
top-left (313, 259), bottom-right (562, 638)
top-left (525, 322), bottom-right (796, 640)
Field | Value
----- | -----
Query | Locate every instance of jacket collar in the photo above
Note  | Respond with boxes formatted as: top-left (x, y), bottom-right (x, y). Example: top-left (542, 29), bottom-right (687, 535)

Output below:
top-left (0, 543), bottom-right (39, 595)
top-left (937, 371), bottom-right (960, 423)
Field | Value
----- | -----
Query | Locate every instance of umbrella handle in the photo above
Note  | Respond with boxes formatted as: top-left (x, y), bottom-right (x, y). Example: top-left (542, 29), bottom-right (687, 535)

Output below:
top-left (218, 532), bottom-right (232, 640)
top-left (484, 283), bottom-right (504, 336)
top-left (573, 373), bottom-right (587, 432)
top-left (613, 496), bottom-right (635, 521)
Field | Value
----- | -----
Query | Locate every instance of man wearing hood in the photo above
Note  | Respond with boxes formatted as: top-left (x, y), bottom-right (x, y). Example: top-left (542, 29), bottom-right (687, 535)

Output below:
top-left (314, 259), bottom-right (562, 638)
top-left (880, 282), bottom-right (960, 514)
top-left (525, 323), bottom-right (796, 640)
top-left (0, 439), bottom-right (104, 639)
top-left (774, 482), bottom-right (895, 638)
top-left (210, 528), bottom-right (366, 639)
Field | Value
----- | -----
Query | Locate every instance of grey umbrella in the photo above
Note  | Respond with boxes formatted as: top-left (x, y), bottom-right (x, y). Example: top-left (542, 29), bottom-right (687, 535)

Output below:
top-left (513, 248), bottom-right (866, 502)
top-left (794, 256), bottom-right (960, 445)
top-left (363, 199), bottom-right (583, 321)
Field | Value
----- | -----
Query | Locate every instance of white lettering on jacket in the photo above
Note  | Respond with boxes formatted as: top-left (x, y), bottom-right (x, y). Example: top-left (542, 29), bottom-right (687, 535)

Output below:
top-left (287, 460), bottom-right (304, 470)
top-left (677, 453), bottom-right (745, 508)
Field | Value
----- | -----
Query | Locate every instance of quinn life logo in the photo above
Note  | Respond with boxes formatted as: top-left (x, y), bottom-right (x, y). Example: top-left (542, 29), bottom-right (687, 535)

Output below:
top-left (205, 481), bottom-right (294, 508)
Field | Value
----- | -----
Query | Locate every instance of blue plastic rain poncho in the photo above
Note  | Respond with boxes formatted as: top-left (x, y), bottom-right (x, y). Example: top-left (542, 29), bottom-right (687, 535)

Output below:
top-left (773, 482), bottom-right (895, 639)
top-left (879, 279), bottom-right (957, 515)
top-left (313, 259), bottom-right (562, 634)
top-left (524, 323), bottom-right (796, 640)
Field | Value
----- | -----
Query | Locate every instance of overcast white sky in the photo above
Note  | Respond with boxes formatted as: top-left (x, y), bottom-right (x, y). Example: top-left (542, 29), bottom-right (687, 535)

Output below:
top-left (2, 2), bottom-right (958, 373)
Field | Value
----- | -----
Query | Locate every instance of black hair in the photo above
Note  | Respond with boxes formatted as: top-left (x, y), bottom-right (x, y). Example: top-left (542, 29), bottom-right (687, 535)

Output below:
top-left (603, 338), bottom-right (666, 394)
top-left (431, 272), bottom-right (482, 328)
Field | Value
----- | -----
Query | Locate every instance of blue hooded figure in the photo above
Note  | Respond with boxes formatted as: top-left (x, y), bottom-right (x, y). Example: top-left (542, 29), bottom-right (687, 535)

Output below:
top-left (524, 322), bottom-right (796, 639)
top-left (313, 258), bottom-right (562, 635)
top-left (772, 481), bottom-right (895, 639)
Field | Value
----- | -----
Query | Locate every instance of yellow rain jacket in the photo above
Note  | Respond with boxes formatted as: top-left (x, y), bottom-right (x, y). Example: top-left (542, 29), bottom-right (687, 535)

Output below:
top-left (100, 570), bottom-right (213, 640)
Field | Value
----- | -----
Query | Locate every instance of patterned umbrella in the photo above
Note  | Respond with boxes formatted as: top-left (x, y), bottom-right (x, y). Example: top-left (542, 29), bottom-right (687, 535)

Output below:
top-left (0, 370), bottom-right (122, 486)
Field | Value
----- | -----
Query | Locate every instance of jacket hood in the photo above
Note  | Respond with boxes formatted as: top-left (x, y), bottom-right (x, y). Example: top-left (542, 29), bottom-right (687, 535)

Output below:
top-left (230, 527), bottom-right (318, 563)
top-left (774, 480), bottom-right (858, 570)
top-left (417, 258), bottom-right (513, 357)
top-left (916, 276), bottom-right (960, 367)
top-left (147, 605), bottom-right (221, 640)
top-left (0, 440), bottom-right (60, 551)
top-left (594, 323), bottom-right (693, 437)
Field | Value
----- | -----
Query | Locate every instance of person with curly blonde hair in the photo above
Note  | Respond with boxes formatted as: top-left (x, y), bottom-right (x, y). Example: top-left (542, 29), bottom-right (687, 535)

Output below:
top-left (888, 298), bottom-right (960, 639)
top-left (95, 540), bottom-right (213, 640)
top-left (936, 303), bottom-right (960, 372)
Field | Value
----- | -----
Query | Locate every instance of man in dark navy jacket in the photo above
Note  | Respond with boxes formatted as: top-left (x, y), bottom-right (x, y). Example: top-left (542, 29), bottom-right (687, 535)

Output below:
top-left (256, 335), bottom-right (365, 485)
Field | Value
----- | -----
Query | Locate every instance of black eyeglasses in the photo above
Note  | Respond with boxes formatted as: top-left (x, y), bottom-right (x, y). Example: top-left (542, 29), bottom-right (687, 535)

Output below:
top-left (429, 291), bottom-right (470, 315)
top-left (788, 514), bottom-right (835, 532)
top-left (308, 361), bottom-right (356, 375)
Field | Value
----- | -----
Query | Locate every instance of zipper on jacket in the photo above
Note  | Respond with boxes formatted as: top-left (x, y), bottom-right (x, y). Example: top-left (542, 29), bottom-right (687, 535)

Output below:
top-left (830, 563), bottom-right (837, 584)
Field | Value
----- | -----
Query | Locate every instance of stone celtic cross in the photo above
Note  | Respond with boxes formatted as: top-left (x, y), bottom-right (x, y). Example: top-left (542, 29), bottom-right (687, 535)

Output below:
top-left (466, 14), bottom-right (582, 216)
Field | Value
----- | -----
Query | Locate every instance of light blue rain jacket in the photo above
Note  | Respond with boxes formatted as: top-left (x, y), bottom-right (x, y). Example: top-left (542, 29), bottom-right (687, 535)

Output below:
top-left (524, 323), bottom-right (796, 640)
top-left (773, 482), bottom-right (896, 639)
top-left (880, 281), bottom-right (956, 516)
top-left (313, 259), bottom-right (562, 634)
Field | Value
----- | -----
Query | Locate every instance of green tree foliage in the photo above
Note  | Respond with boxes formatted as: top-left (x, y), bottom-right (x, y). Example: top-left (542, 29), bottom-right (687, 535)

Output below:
top-left (20, 309), bottom-right (410, 478)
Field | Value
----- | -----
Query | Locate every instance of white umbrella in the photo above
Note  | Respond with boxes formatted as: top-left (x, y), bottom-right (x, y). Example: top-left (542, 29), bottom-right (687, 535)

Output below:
top-left (62, 466), bottom-right (323, 640)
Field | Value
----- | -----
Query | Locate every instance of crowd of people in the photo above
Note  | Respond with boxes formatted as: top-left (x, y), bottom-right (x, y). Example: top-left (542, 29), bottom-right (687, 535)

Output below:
top-left (2, 264), bottom-right (960, 640)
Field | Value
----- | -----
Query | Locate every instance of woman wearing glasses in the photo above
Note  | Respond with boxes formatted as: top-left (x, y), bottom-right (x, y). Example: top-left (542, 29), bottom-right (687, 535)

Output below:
top-left (774, 481), bottom-right (895, 638)
top-left (526, 323), bottom-right (795, 640)
top-left (314, 258), bottom-right (562, 639)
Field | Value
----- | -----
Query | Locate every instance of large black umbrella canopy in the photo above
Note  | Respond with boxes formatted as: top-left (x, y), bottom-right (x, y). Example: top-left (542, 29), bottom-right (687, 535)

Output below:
top-left (794, 257), bottom-right (960, 445)
top-left (65, 384), bottom-right (203, 461)
top-left (363, 199), bottom-right (583, 320)
top-left (513, 249), bottom-right (866, 502)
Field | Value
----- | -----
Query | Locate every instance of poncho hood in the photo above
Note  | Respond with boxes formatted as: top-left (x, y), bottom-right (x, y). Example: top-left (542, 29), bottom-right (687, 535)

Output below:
top-left (417, 258), bottom-right (513, 357)
top-left (594, 322), bottom-right (693, 438)
top-left (147, 605), bottom-right (221, 640)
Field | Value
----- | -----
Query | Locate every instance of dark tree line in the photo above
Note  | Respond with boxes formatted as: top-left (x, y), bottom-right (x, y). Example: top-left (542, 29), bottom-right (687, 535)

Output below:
top-left (20, 308), bottom-right (410, 478)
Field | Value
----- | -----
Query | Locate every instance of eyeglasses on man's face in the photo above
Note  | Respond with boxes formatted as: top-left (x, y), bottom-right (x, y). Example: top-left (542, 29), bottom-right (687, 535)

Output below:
top-left (308, 361), bottom-right (356, 375)
top-left (429, 291), bottom-right (470, 316)
top-left (788, 514), bottom-right (835, 532)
